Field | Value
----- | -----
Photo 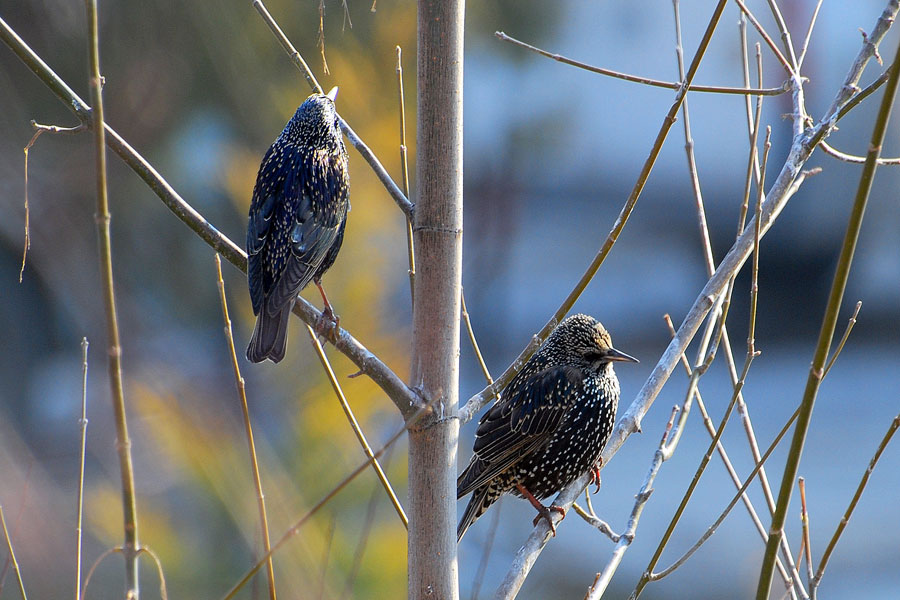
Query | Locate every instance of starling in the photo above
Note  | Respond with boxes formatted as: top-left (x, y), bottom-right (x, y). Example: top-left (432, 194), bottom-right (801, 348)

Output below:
top-left (457, 314), bottom-right (638, 541)
top-left (246, 87), bottom-right (350, 364)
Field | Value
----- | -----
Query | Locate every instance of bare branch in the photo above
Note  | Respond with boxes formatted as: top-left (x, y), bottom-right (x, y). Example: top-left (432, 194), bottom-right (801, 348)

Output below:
top-left (461, 289), bottom-right (493, 386)
top-left (812, 414), bottom-right (900, 592)
top-left (136, 547), bottom-right (169, 600)
top-left (819, 141), bottom-right (900, 165)
top-left (757, 8), bottom-right (900, 596)
top-left (396, 46), bottom-right (416, 304)
top-left (647, 406), bottom-right (801, 583)
top-left (75, 338), bottom-right (89, 600)
top-left (0, 506), bottom-right (27, 600)
top-left (584, 406), bottom-right (679, 600)
top-left (798, 0), bottom-right (824, 69)
top-left (251, 0), bottom-right (322, 94)
top-left (495, 31), bottom-right (787, 96)
top-left (304, 324), bottom-right (409, 528)
top-left (764, 0), bottom-right (801, 70)
top-left (84, 1), bottom-right (140, 595)
top-left (214, 255), bottom-right (276, 600)
top-left (823, 301), bottom-right (862, 377)
top-left (733, 0), bottom-right (797, 77)
top-left (799, 477), bottom-right (814, 593)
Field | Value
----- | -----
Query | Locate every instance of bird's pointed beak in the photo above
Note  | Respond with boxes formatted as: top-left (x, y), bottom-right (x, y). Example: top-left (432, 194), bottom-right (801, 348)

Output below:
top-left (326, 86), bottom-right (339, 102)
top-left (606, 347), bottom-right (639, 363)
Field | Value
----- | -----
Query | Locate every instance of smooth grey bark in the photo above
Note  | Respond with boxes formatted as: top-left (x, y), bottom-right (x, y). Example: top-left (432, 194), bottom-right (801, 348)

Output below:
top-left (407, 1), bottom-right (465, 599)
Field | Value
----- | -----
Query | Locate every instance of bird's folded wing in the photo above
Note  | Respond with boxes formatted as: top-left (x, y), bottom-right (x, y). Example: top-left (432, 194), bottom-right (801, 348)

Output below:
top-left (458, 365), bottom-right (581, 495)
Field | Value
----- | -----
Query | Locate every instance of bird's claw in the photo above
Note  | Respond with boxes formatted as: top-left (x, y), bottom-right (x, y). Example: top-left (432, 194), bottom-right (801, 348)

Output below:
top-left (590, 463), bottom-right (602, 494)
top-left (315, 305), bottom-right (340, 342)
top-left (532, 504), bottom-right (566, 536)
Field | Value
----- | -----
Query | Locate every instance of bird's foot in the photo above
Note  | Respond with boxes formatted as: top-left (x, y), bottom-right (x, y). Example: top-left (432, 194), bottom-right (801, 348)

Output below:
top-left (531, 504), bottom-right (566, 536)
top-left (315, 304), bottom-right (340, 342)
top-left (516, 483), bottom-right (566, 536)
top-left (590, 460), bottom-right (603, 494)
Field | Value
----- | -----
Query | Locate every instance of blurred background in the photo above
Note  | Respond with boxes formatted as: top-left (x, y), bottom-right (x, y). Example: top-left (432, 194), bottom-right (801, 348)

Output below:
top-left (1, 0), bottom-right (899, 598)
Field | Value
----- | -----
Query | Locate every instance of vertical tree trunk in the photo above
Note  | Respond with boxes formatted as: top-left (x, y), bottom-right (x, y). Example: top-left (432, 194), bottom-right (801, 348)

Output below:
top-left (408, 1), bottom-right (464, 599)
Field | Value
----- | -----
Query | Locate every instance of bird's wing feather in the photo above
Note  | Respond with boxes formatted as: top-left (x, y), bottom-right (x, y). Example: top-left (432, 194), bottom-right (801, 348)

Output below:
top-left (458, 365), bottom-right (582, 495)
top-left (248, 144), bottom-right (344, 315)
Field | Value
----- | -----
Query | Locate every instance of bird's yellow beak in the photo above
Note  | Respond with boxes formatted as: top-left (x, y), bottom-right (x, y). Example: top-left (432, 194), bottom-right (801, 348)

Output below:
top-left (326, 86), bottom-right (339, 102)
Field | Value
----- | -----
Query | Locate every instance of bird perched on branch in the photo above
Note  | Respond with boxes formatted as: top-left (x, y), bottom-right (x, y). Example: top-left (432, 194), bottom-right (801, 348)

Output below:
top-left (246, 87), bottom-right (350, 363)
top-left (457, 314), bottom-right (637, 541)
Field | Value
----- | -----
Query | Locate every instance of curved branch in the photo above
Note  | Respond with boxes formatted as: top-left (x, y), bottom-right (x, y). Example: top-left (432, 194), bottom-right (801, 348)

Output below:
top-left (495, 31), bottom-right (788, 96)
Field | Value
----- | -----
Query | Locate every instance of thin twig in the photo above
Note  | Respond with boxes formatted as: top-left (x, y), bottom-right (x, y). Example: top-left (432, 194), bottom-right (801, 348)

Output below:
top-left (250, 0), bottom-right (414, 219)
top-left (396, 46), bottom-right (415, 306)
top-left (836, 65), bottom-right (893, 122)
top-left (734, 41), bottom-right (807, 596)
top-left (494, 31), bottom-right (787, 96)
top-left (305, 324), bottom-right (409, 528)
top-left (811, 413), bottom-right (900, 594)
top-left (584, 406), bottom-right (679, 600)
top-left (798, 0), bottom-right (824, 69)
top-left (733, 0), bottom-right (797, 77)
top-left (632, 128), bottom-right (773, 600)
top-left (84, 1), bottom-right (140, 596)
top-left (664, 315), bottom-right (797, 592)
top-left (756, 20), bottom-right (900, 600)
top-left (461, 289), bottom-right (493, 386)
top-left (464, 0), bottom-right (731, 426)
top-left (18, 121), bottom-right (87, 283)
top-left (0, 507), bottom-right (27, 600)
top-left (251, 0), bottom-right (322, 94)
top-left (799, 477), bottom-right (814, 593)
top-left (136, 547), bottom-right (169, 600)
top-left (823, 301), bottom-right (862, 377)
top-left (222, 397), bottom-right (437, 600)
top-left (764, 0), bottom-right (800, 70)
top-left (316, 0), bottom-right (329, 75)
top-left (81, 547), bottom-right (120, 600)
top-left (317, 516), bottom-right (336, 600)
top-left (572, 502), bottom-right (619, 542)
top-left (648, 405), bottom-right (801, 582)
top-left (75, 338), bottom-right (89, 600)
top-left (214, 255), bottom-right (276, 600)
top-left (341, 444), bottom-right (396, 599)
top-left (819, 141), bottom-right (900, 165)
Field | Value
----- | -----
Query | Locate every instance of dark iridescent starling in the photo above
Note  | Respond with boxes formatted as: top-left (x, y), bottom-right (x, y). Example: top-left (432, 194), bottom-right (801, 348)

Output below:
top-left (246, 88), bottom-right (350, 364)
top-left (457, 314), bottom-right (638, 541)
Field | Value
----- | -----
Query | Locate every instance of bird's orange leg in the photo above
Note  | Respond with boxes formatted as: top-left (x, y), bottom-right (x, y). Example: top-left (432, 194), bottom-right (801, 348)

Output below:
top-left (314, 279), bottom-right (340, 338)
top-left (516, 483), bottom-right (566, 536)
top-left (590, 457), bottom-right (603, 494)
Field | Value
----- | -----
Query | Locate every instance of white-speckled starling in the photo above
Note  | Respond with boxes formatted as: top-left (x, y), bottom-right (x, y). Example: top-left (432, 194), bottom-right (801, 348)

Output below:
top-left (457, 314), bottom-right (637, 541)
top-left (246, 88), bottom-right (350, 363)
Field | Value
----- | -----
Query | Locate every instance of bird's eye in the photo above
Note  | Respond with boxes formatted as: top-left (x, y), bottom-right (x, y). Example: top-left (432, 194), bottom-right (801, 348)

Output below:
top-left (584, 351), bottom-right (605, 363)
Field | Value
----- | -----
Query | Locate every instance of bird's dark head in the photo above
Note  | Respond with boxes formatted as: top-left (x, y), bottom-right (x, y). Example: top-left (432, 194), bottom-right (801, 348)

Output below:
top-left (552, 314), bottom-right (638, 373)
top-left (284, 89), bottom-right (343, 148)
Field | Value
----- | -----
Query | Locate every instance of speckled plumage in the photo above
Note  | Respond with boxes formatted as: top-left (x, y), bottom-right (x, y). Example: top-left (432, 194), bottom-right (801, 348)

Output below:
top-left (457, 314), bottom-right (637, 541)
top-left (246, 92), bottom-right (350, 363)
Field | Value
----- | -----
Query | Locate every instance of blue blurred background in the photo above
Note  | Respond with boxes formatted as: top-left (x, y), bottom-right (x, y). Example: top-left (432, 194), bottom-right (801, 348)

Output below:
top-left (1, 1), bottom-right (898, 598)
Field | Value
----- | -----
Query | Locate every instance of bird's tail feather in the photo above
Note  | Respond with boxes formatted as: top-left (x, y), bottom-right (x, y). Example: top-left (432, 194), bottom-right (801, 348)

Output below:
top-left (457, 485), bottom-right (495, 542)
top-left (246, 302), bottom-right (292, 363)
